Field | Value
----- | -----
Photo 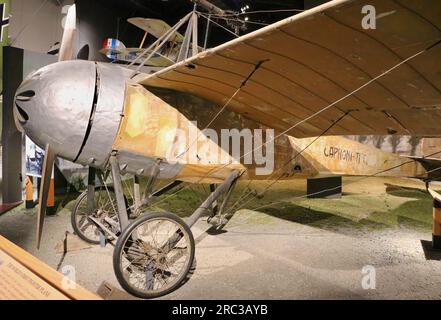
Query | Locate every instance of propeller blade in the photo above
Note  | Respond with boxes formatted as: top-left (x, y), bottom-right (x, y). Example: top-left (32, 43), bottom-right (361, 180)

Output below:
top-left (58, 4), bottom-right (77, 62)
top-left (36, 144), bottom-right (56, 249)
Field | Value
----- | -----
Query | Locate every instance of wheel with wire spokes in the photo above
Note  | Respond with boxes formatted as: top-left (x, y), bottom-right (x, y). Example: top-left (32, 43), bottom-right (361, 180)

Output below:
top-left (71, 186), bottom-right (124, 244)
top-left (113, 212), bottom-right (195, 299)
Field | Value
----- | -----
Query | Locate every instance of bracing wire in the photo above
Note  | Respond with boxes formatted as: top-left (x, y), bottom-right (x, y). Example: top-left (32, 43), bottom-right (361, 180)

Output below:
top-left (150, 37), bottom-right (441, 209)
top-left (175, 59), bottom-right (267, 160)
top-left (237, 38), bottom-right (441, 164)
top-left (198, 12), bottom-right (240, 38)
top-left (209, 9), bottom-right (305, 18)
top-left (209, 14), bottom-right (271, 27)
top-left (251, 152), bottom-right (441, 212)
top-left (11, 0), bottom-right (50, 45)
top-left (197, 7), bottom-right (306, 31)
top-left (225, 111), bottom-right (352, 214)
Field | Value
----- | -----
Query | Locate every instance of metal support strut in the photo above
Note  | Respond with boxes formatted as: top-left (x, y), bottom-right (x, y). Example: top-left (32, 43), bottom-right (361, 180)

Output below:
top-left (141, 160), bottom-right (161, 207)
top-left (187, 170), bottom-right (241, 228)
top-left (134, 176), bottom-right (142, 211)
top-left (433, 198), bottom-right (441, 249)
top-left (86, 167), bottom-right (96, 213)
top-left (109, 154), bottom-right (129, 230)
top-left (161, 170), bottom-right (241, 253)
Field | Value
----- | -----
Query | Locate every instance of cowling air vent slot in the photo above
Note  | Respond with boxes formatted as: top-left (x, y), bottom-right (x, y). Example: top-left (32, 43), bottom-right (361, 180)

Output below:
top-left (15, 104), bottom-right (29, 123)
top-left (16, 90), bottom-right (36, 102)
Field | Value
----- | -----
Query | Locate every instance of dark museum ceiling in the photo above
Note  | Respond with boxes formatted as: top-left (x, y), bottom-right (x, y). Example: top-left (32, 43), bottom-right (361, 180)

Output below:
top-left (96, 0), bottom-right (306, 20)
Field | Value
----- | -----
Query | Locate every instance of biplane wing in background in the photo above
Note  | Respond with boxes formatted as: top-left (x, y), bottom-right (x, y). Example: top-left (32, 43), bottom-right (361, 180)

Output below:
top-left (135, 0), bottom-right (441, 138)
top-left (128, 18), bottom-right (185, 43)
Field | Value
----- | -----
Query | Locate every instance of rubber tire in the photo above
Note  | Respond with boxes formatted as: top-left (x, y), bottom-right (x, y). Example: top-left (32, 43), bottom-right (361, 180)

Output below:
top-left (113, 212), bottom-right (195, 299)
top-left (71, 186), bottom-right (126, 244)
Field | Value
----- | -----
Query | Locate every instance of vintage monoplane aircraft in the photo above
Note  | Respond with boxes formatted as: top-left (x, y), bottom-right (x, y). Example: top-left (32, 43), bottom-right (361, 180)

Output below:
top-left (13, 0), bottom-right (441, 298)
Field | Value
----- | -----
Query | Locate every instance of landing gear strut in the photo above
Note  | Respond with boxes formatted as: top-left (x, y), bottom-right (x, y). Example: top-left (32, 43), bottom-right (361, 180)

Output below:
top-left (71, 154), bottom-right (240, 299)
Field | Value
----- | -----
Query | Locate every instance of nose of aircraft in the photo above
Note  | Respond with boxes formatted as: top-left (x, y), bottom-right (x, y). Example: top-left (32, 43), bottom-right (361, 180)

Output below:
top-left (14, 60), bottom-right (97, 161)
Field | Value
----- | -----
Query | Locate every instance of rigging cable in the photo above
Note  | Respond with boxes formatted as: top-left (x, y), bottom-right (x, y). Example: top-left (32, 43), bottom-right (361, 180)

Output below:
top-left (11, 0), bottom-right (50, 45)
top-left (208, 14), bottom-right (271, 27)
top-left (175, 59), bottom-right (268, 160)
top-left (149, 37), bottom-right (441, 210)
top-left (209, 9), bottom-right (305, 17)
top-left (198, 12), bottom-right (240, 38)
top-left (237, 38), bottom-right (441, 166)
top-left (227, 111), bottom-right (352, 214)
top-left (251, 151), bottom-right (441, 212)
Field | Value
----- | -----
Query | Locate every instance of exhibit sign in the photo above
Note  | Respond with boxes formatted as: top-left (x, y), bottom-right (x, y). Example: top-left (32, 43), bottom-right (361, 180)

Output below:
top-left (0, 235), bottom-right (101, 300)
top-left (0, 249), bottom-right (69, 300)
top-left (25, 136), bottom-right (45, 178)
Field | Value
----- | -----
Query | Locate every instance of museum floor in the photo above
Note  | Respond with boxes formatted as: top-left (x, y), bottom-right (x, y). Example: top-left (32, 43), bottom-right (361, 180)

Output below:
top-left (1, 177), bottom-right (441, 299)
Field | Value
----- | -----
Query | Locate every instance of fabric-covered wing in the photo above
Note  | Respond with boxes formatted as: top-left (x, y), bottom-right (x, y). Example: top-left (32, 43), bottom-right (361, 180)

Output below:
top-left (136, 0), bottom-right (441, 138)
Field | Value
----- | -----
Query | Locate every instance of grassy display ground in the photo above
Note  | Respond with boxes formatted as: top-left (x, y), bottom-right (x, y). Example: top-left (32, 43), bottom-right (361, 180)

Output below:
top-left (149, 176), bottom-right (436, 234)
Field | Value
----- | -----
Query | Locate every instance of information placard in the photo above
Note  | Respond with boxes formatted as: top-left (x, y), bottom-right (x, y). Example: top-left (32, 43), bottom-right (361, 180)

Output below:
top-left (0, 249), bottom-right (68, 300)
